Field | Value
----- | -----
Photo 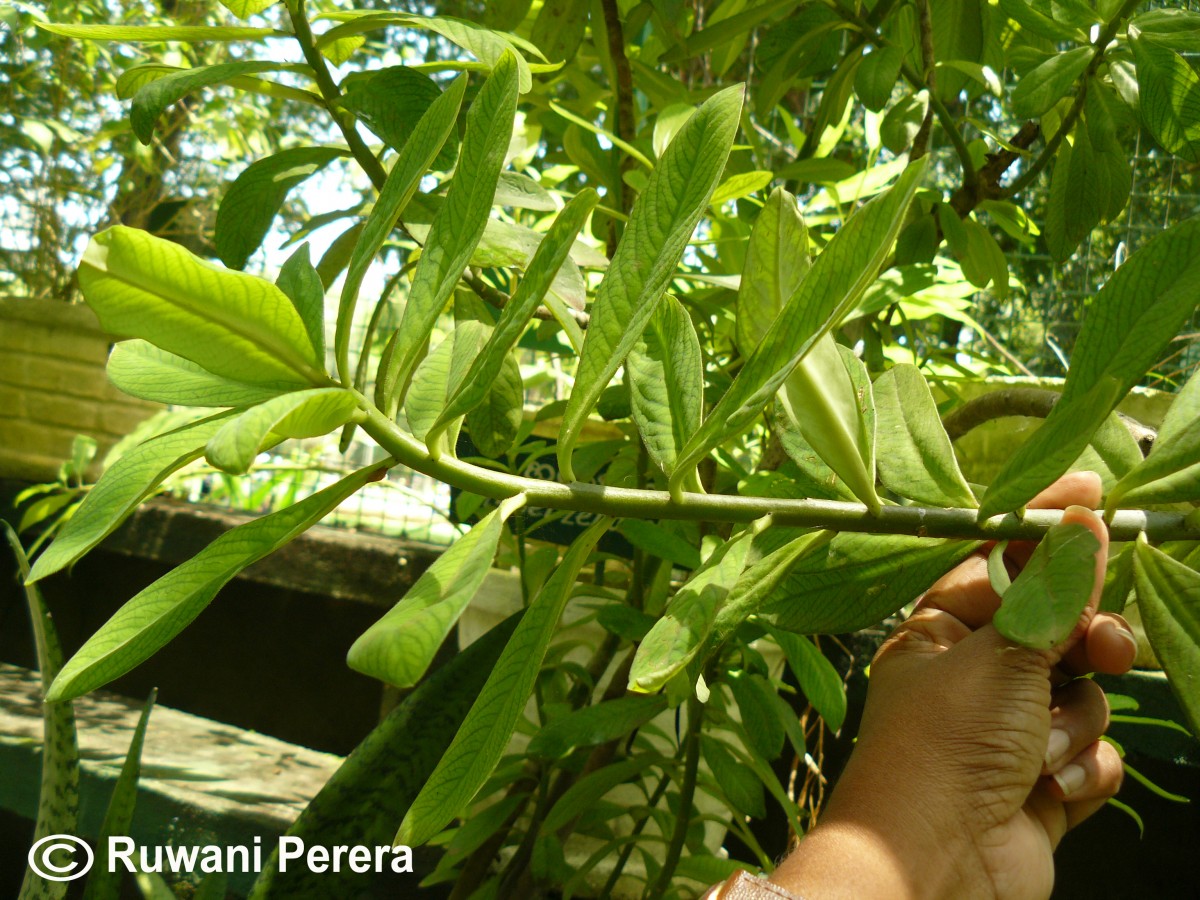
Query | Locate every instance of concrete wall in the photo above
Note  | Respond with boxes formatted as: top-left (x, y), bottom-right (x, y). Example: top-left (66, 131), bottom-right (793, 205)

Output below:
top-left (0, 298), bottom-right (161, 481)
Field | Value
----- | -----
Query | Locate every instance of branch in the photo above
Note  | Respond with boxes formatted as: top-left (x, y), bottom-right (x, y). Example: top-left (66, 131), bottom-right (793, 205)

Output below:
top-left (359, 401), bottom-right (1197, 542)
top-left (910, 0), bottom-right (936, 162)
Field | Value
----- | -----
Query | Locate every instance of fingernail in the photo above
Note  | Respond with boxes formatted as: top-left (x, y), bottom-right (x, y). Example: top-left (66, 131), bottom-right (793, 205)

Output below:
top-left (1106, 620), bottom-right (1138, 653)
top-left (1045, 728), bottom-right (1071, 768)
top-left (1054, 763), bottom-right (1087, 796)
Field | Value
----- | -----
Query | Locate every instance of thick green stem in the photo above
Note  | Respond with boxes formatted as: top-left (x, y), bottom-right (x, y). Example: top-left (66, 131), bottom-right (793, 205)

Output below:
top-left (357, 402), bottom-right (1199, 541)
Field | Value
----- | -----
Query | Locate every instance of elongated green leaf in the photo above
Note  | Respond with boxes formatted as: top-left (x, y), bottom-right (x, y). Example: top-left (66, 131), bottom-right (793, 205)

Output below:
top-left (726, 670), bottom-right (786, 760)
top-left (6, 525), bottom-right (79, 900)
top-left (1132, 537), bottom-right (1200, 736)
top-left (979, 215), bottom-right (1200, 518)
top-left (779, 339), bottom-right (879, 513)
top-left (340, 66), bottom-right (457, 168)
top-left (28, 414), bottom-right (231, 583)
top-left (1100, 543), bottom-right (1135, 614)
top-left (558, 85), bottom-right (743, 481)
top-left (131, 61), bottom-right (287, 144)
top-left (702, 735), bottom-right (765, 818)
top-left (347, 496), bottom-right (523, 688)
top-left (873, 364), bottom-right (977, 508)
top-left (767, 534), bottom-right (982, 633)
top-left (79, 226), bottom-right (323, 385)
top-left (375, 55), bottom-right (519, 414)
top-left (275, 244), bottom-right (326, 362)
top-left (771, 407), bottom-right (859, 502)
top-left (493, 171), bottom-right (556, 211)
top-left (216, 147), bottom-right (346, 270)
top-left (38, 23), bottom-right (278, 41)
top-left (465, 353), bottom-right (524, 458)
top-left (1010, 46), bottom-right (1092, 119)
top-left (618, 519), bottom-right (701, 570)
top-left (762, 624), bottom-right (846, 732)
top-left (336, 75), bottom-right (467, 381)
top-left (629, 529), bottom-right (757, 692)
top-left (1131, 32), bottom-right (1200, 163)
top-left (317, 12), bottom-right (537, 92)
top-left (249, 612), bottom-right (520, 900)
top-left (205, 388), bottom-right (358, 474)
top-left (994, 523), bottom-right (1100, 649)
top-left (107, 341), bottom-right (298, 407)
top-left (628, 295), bottom-right (703, 477)
top-left (83, 690), bottom-right (156, 900)
top-left (405, 323), bottom-right (488, 445)
top-left (428, 189), bottom-right (598, 455)
top-left (397, 517), bottom-right (611, 846)
top-left (220, 0), bottom-right (277, 16)
top-left (542, 757), bottom-right (659, 833)
top-left (855, 45), bottom-right (904, 111)
top-left (670, 160), bottom-right (927, 496)
top-left (1110, 372), bottom-right (1200, 509)
top-left (528, 695), bottom-right (668, 759)
top-left (46, 465), bottom-right (380, 702)
top-left (736, 188), bottom-right (809, 358)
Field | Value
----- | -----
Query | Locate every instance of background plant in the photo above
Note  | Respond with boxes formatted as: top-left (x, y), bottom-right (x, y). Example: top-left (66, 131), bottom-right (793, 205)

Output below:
top-left (8, 0), bottom-right (1200, 897)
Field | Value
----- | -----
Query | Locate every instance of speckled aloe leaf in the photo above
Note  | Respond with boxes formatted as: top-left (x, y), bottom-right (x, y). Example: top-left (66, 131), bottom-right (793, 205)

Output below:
top-left (46, 465), bottom-right (381, 703)
top-left (28, 412), bottom-right (233, 583)
top-left (980, 215), bottom-right (1200, 518)
top-left (5, 524), bottom-right (78, 900)
top-left (397, 517), bottom-right (610, 847)
top-left (347, 495), bottom-right (524, 688)
top-left (557, 85), bottom-right (743, 481)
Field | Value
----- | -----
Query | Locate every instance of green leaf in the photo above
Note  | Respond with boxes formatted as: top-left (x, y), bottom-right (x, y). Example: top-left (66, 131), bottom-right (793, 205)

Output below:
top-left (249, 612), bottom-right (520, 899)
top-left (106, 341), bottom-right (298, 407)
top-left (317, 12), bottom-right (538, 93)
top-left (1100, 543), bottom-right (1135, 614)
top-left (1044, 110), bottom-right (1130, 263)
top-left (205, 388), bottom-right (360, 474)
top-left (428, 188), bottom-right (599, 455)
top-left (1131, 31), bottom-right (1200, 163)
top-left (527, 695), bottom-right (668, 759)
top-left (341, 66), bottom-right (457, 168)
top-left (219, 0), bottom-right (278, 17)
top-left (542, 757), bottom-right (659, 833)
top-left (701, 736), bottom-right (765, 818)
top-left (347, 496), bottom-right (523, 688)
top-left (627, 295), bottom-right (703, 478)
top-left (37, 23), bottom-right (278, 42)
top-left (397, 517), bottom-right (610, 846)
top-left (5, 525), bottom-right (79, 900)
top-left (375, 55), bottom-right (519, 414)
top-left (46, 465), bottom-right (380, 703)
top-left (1010, 46), bottom-right (1092, 119)
top-left (83, 690), bottom-right (156, 900)
top-left (993, 523), bottom-right (1101, 650)
top-left (336, 74), bottom-right (467, 381)
top-left (872, 364), bottom-right (977, 508)
top-left (735, 187), bottom-right (809, 363)
top-left (275, 244), bottom-right (326, 363)
top-left (28, 414), bottom-right (231, 583)
top-left (979, 215), bottom-right (1200, 518)
top-left (726, 671), bottom-right (785, 759)
top-left (855, 45), bottom-right (903, 111)
top-left (880, 90), bottom-right (930, 155)
top-left (557, 84), bottom-right (744, 481)
top-left (670, 159), bottom-right (927, 496)
top-left (618, 519), bottom-right (701, 570)
top-left (778, 338), bottom-right (879, 513)
top-left (762, 624), bottom-right (846, 732)
top-left (710, 170), bottom-right (774, 206)
top-left (131, 61), bottom-right (287, 144)
top-left (1132, 536), bottom-right (1200, 736)
top-left (1110, 370), bottom-right (1200, 509)
top-left (530, 0), bottom-right (588, 63)
top-left (215, 147), bottom-right (346, 270)
top-left (629, 529), bottom-right (757, 692)
top-left (405, 323), bottom-right (488, 445)
top-left (79, 226), bottom-right (323, 386)
top-left (465, 353), bottom-right (524, 458)
top-left (493, 172), bottom-right (557, 211)
top-left (767, 533), bottom-right (982, 633)
top-left (999, 0), bottom-right (1080, 40)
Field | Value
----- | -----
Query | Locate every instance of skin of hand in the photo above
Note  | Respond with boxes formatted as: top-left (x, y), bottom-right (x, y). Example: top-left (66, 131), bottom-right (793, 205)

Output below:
top-left (767, 472), bottom-right (1136, 900)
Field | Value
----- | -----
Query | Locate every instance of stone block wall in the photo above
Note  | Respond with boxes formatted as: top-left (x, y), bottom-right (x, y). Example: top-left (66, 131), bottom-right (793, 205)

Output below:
top-left (0, 298), bottom-right (161, 482)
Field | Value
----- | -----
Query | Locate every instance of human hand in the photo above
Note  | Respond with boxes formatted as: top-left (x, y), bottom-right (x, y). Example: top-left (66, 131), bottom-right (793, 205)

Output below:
top-left (768, 471), bottom-right (1136, 900)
